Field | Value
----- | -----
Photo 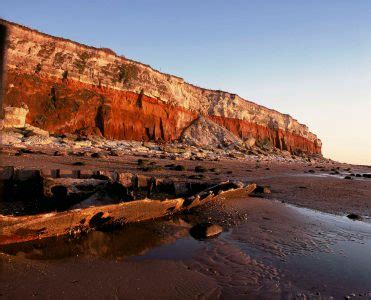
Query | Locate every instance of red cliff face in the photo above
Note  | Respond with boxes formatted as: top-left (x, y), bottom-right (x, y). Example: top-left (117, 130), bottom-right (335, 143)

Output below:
top-left (209, 116), bottom-right (321, 154)
top-left (4, 72), bottom-right (197, 141)
top-left (0, 19), bottom-right (322, 155)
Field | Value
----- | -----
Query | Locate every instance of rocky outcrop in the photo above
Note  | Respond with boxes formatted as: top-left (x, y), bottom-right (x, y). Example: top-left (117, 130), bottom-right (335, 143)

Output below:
top-left (0, 19), bottom-right (321, 154)
top-left (180, 116), bottom-right (243, 148)
top-left (1, 103), bottom-right (28, 128)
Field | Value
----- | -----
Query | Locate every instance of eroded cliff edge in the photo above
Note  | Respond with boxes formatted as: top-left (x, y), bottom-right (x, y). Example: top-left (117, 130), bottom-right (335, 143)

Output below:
top-left (0, 19), bottom-right (321, 155)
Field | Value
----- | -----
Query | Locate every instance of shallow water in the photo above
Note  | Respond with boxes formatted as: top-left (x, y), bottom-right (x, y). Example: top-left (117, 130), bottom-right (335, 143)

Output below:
top-left (1, 197), bottom-right (371, 298)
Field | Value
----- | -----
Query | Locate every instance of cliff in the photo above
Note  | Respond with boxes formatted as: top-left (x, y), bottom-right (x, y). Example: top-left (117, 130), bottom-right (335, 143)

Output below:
top-left (0, 19), bottom-right (321, 154)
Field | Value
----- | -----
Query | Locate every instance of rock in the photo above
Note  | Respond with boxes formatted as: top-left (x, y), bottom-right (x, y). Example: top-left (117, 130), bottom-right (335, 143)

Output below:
top-left (180, 151), bottom-right (192, 159)
top-left (363, 173), bottom-right (371, 178)
top-left (137, 159), bottom-right (150, 166)
top-left (188, 174), bottom-right (204, 180)
top-left (180, 116), bottom-right (244, 148)
top-left (108, 150), bottom-right (119, 156)
top-left (174, 165), bottom-right (186, 171)
top-left (141, 165), bottom-right (163, 172)
top-left (74, 139), bottom-right (92, 147)
top-left (23, 135), bottom-right (52, 145)
top-left (162, 145), bottom-right (187, 154)
top-left (281, 150), bottom-right (291, 158)
top-left (132, 145), bottom-right (150, 153)
top-left (54, 150), bottom-right (67, 156)
top-left (344, 176), bottom-right (352, 180)
top-left (254, 185), bottom-right (271, 194)
top-left (23, 124), bottom-right (49, 137)
top-left (228, 152), bottom-right (245, 159)
top-left (190, 223), bottom-right (223, 239)
top-left (347, 213), bottom-right (362, 221)
top-left (244, 137), bottom-right (256, 148)
top-left (0, 130), bottom-right (23, 145)
top-left (91, 152), bottom-right (105, 159)
top-left (1, 104), bottom-right (29, 128)
top-left (195, 166), bottom-right (208, 173)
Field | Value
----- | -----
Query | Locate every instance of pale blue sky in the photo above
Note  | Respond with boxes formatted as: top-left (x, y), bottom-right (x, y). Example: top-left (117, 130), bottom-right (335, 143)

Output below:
top-left (2, 0), bottom-right (370, 164)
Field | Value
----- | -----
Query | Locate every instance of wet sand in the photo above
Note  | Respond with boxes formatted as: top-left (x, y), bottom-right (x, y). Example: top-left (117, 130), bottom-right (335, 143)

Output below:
top-left (1, 152), bottom-right (371, 299)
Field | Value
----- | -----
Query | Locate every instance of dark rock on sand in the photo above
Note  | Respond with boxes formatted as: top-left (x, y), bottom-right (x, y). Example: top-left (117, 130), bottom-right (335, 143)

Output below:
top-left (189, 223), bottom-right (223, 240)
top-left (174, 165), bottom-right (186, 171)
top-left (91, 152), bottom-right (105, 159)
top-left (137, 159), bottom-right (151, 166)
top-left (188, 174), bottom-right (204, 180)
top-left (254, 186), bottom-right (271, 194)
top-left (195, 166), bottom-right (207, 173)
top-left (53, 150), bottom-right (66, 156)
top-left (344, 176), bottom-right (352, 180)
top-left (347, 213), bottom-right (362, 221)
top-left (141, 165), bottom-right (163, 172)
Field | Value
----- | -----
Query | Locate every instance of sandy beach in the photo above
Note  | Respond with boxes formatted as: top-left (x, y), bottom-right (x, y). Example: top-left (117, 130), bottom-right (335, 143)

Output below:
top-left (1, 149), bottom-right (370, 299)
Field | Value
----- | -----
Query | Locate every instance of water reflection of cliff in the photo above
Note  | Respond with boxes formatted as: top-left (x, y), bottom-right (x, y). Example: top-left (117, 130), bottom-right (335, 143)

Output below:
top-left (0, 218), bottom-right (191, 260)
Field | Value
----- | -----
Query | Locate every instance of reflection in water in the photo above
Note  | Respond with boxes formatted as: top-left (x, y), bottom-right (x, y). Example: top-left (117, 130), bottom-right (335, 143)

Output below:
top-left (0, 217), bottom-right (192, 260)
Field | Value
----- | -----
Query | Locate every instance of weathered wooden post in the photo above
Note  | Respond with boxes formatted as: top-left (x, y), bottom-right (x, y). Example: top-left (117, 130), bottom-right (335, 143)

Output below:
top-left (0, 23), bottom-right (7, 112)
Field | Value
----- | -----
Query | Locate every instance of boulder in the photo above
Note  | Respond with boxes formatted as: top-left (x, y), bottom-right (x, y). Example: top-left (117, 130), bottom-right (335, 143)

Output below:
top-left (244, 137), bottom-right (256, 148)
top-left (347, 213), bottom-right (362, 221)
top-left (190, 223), bottom-right (223, 239)
top-left (254, 185), bottom-right (271, 194)
top-left (1, 104), bottom-right (29, 128)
